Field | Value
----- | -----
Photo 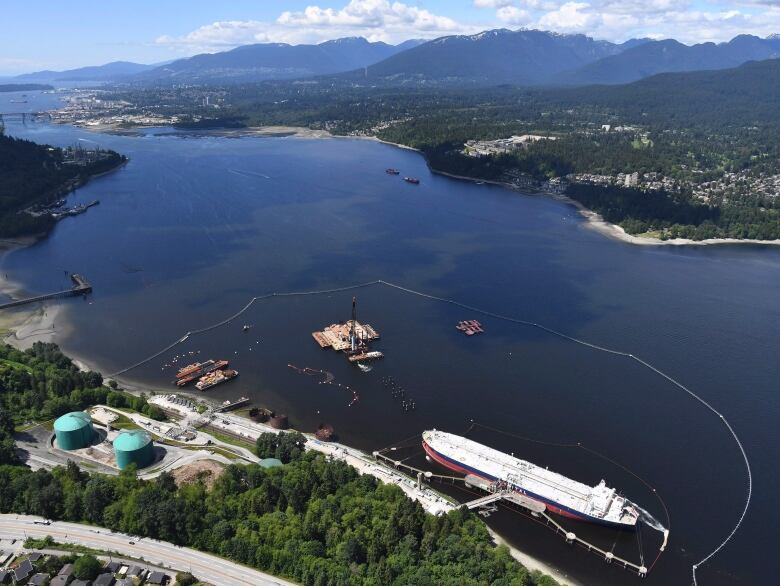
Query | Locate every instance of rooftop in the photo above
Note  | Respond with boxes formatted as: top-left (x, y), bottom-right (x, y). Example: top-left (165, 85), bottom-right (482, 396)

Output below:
top-left (114, 430), bottom-right (152, 451)
top-left (53, 411), bottom-right (93, 432)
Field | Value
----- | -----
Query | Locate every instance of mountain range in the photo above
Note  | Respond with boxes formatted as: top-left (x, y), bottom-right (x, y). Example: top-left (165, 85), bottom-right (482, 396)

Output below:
top-left (9, 30), bottom-right (780, 87)
top-left (13, 61), bottom-right (159, 83)
top-left (553, 58), bottom-right (780, 127)
top-left (361, 29), bottom-right (647, 85)
top-left (360, 29), bottom-right (780, 86)
top-left (557, 34), bottom-right (780, 85)
top-left (132, 37), bottom-right (424, 83)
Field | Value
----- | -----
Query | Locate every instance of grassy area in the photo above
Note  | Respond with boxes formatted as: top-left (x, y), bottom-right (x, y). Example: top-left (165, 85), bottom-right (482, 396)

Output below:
top-left (156, 437), bottom-right (242, 461)
top-left (203, 426), bottom-right (255, 451)
top-left (24, 536), bottom-right (106, 556)
top-left (109, 412), bottom-right (142, 431)
top-left (0, 357), bottom-right (33, 372)
top-left (15, 419), bottom-right (53, 433)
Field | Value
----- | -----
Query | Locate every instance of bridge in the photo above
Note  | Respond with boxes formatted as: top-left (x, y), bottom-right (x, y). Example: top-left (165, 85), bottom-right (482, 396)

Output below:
top-left (0, 273), bottom-right (92, 310)
top-left (0, 111), bottom-right (51, 131)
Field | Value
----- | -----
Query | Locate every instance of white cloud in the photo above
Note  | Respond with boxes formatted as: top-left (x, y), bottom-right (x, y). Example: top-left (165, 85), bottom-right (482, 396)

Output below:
top-left (157, 0), bottom-right (478, 54)
top-left (157, 0), bottom-right (780, 55)
top-left (538, 2), bottom-right (596, 32)
top-left (473, 0), bottom-right (514, 7)
top-left (496, 6), bottom-right (532, 24)
top-left (156, 21), bottom-right (273, 51)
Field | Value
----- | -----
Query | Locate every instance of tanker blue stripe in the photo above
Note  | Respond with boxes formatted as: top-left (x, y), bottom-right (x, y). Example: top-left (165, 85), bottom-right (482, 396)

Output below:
top-left (426, 442), bottom-right (631, 529)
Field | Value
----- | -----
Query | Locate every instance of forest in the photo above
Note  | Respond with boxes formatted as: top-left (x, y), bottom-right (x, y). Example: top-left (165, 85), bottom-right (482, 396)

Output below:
top-left (0, 134), bottom-right (125, 237)
top-left (0, 343), bottom-right (559, 585)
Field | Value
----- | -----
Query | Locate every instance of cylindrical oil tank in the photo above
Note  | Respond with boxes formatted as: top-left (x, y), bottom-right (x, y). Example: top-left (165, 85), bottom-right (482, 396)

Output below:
top-left (113, 430), bottom-right (155, 470)
top-left (53, 412), bottom-right (95, 451)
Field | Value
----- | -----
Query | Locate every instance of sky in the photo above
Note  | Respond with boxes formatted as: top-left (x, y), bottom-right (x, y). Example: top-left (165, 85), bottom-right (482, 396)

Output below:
top-left (1, 0), bottom-right (779, 75)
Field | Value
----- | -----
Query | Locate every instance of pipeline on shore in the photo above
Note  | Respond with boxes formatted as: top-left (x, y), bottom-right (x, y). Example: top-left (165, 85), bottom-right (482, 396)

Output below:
top-left (108, 278), bottom-right (751, 584)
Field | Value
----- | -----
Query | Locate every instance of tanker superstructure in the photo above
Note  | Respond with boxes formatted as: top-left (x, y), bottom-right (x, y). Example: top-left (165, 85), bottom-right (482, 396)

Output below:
top-left (422, 430), bottom-right (640, 529)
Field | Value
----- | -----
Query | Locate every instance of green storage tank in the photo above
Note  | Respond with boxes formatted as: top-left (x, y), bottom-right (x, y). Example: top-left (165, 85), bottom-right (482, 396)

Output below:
top-left (53, 411), bottom-right (95, 451)
top-left (113, 430), bottom-right (155, 470)
top-left (259, 457), bottom-right (283, 469)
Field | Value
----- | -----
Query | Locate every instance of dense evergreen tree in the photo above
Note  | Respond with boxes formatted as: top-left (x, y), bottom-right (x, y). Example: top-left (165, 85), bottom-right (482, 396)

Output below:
top-left (0, 134), bottom-right (125, 237)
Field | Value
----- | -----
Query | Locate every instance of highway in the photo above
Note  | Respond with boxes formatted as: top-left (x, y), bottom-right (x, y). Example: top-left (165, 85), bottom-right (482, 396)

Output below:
top-left (0, 515), bottom-right (296, 586)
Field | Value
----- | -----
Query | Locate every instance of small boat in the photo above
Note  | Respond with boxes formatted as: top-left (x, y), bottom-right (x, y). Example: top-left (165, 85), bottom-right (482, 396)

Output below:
top-left (348, 350), bottom-right (384, 363)
top-left (386, 168), bottom-right (400, 175)
top-left (404, 177), bottom-right (420, 184)
top-left (243, 324), bottom-right (251, 332)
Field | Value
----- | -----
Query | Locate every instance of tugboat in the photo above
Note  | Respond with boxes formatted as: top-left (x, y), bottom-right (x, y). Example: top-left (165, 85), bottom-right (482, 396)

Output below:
top-left (404, 177), bottom-right (420, 184)
top-left (386, 168), bottom-right (400, 175)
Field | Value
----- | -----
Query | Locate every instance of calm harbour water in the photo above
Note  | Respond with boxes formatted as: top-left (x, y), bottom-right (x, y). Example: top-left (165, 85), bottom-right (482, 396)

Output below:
top-left (2, 90), bottom-right (779, 585)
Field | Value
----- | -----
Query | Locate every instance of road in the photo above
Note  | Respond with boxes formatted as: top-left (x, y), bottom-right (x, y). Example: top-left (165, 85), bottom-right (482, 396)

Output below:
top-left (0, 515), bottom-right (296, 586)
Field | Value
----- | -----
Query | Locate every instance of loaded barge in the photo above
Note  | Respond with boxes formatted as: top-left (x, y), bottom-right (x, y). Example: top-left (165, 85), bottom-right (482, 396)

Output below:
top-left (175, 359), bottom-right (229, 386)
top-left (422, 430), bottom-right (640, 529)
top-left (196, 368), bottom-right (238, 391)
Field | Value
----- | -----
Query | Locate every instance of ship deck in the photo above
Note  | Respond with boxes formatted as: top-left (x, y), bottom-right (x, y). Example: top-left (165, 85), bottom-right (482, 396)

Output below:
top-left (424, 430), bottom-right (633, 524)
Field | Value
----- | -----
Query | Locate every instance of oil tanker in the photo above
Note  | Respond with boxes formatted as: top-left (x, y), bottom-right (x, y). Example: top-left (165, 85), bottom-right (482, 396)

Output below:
top-left (422, 430), bottom-right (640, 528)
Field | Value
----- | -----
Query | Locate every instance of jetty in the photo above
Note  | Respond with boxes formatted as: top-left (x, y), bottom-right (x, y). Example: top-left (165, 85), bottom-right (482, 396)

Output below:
top-left (214, 397), bottom-right (250, 413)
top-left (0, 274), bottom-right (92, 310)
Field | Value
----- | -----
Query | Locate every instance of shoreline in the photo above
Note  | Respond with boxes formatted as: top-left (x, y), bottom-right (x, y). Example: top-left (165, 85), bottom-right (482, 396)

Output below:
top-left (426, 166), bottom-right (780, 247)
top-left (488, 527), bottom-right (580, 586)
top-left (66, 119), bottom-right (780, 247)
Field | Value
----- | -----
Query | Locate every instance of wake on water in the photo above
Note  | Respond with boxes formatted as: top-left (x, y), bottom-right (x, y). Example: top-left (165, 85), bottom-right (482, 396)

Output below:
top-left (637, 504), bottom-right (667, 533)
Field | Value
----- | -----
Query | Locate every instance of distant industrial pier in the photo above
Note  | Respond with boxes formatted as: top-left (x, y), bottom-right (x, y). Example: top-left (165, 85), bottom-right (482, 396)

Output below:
top-left (0, 273), bottom-right (92, 310)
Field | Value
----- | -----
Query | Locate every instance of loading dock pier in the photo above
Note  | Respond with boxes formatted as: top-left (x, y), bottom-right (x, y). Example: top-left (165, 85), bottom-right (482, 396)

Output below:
top-left (0, 273), bottom-right (92, 310)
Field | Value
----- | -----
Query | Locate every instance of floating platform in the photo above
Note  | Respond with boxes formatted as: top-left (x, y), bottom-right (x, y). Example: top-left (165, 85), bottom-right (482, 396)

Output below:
top-left (456, 319), bottom-right (483, 336)
top-left (312, 320), bottom-right (380, 351)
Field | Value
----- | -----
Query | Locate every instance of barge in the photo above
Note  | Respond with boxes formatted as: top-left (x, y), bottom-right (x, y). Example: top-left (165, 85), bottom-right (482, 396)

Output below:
top-left (196, 369), bottom-right (238, 391)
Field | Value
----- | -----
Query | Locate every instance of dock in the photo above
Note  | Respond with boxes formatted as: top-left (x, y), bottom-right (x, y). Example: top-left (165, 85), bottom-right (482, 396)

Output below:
top-left (214, 397), bottom-right (250, 413)
top-left (0, 274), bottom-right (92, 310)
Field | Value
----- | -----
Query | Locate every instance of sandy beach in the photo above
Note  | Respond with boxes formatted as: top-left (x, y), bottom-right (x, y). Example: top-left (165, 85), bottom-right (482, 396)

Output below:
top-left (488, 527), bottom-right (581, 586)
top-left (555, 194), bottom-right (780, 247)
top-left (77, 121), bottom-right (333, 139)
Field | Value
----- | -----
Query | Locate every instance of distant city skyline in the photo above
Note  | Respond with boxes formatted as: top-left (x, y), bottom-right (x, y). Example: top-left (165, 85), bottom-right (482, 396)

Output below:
top-left (1, 0), bottom-right (778, 75)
